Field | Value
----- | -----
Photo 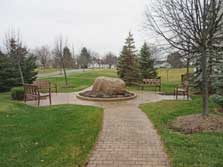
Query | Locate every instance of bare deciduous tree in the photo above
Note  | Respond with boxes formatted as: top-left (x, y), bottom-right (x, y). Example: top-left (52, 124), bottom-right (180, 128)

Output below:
top-left (104, 52), bottom-right (117, 68)
top-left (167, 51), bottom-right (184, 68)
top-left (145, 0), bottom-right (223, 115)
top-left (35, 45), bottom-right (51, 69)
top-left (54, 37), bottom-right (68, 86)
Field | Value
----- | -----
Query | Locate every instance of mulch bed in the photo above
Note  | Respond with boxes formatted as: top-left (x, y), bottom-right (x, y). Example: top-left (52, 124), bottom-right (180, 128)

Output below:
top-left (79, 90), bottom-right (134, 98)
top-left (169, 114), bottom-right (223, 134)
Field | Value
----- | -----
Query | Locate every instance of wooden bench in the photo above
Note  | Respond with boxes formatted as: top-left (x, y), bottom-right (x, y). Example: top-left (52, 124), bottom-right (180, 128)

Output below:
top-left (33, 80), bottom-right (57, 93)
top-left (133, 78), bottom-right (161, 91)
top-left (23, 84), bottom-right (52, 106)
top-left (174, 81), bottom-right (189, 100)
top-left (181, 73), bottom-right (192, 83)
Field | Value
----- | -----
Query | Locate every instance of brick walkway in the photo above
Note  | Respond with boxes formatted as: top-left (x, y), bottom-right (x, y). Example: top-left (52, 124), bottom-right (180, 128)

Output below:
top-left (31, 90), bottom-right (183, 167)
top-left (86, 103), bottom-right (169, 167)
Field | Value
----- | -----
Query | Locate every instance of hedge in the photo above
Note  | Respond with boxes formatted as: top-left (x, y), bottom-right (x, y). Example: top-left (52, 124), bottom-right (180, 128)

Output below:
top-left (11, 87), bottom-right (24, 101)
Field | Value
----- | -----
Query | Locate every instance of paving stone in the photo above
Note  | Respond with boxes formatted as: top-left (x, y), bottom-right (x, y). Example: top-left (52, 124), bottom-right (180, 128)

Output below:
top-left (84, 97), bottom-right (170, 167)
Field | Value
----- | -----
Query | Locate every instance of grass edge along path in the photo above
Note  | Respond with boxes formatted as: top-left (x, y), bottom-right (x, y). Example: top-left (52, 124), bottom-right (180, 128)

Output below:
top-left (140, 97), bottom-right (223, 167)
top-left (0, 93), bottom-right (103, 167)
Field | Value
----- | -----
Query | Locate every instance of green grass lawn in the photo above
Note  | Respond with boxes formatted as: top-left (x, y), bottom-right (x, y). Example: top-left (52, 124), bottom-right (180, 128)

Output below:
top-left (140, 98), bottom-right (223, 167)
top-left (40, 68), bottom-right (188, 93)
top-left (157, 68), bottom-right (193, 94)
top-left (0, 93), bottom-right (103, 167)
top-left (40, 69), bottom-right (117, 92)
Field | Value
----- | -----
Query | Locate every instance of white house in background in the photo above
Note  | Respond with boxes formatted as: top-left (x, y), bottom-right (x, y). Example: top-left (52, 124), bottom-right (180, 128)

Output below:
top-left (152, 46), bottom-right (171, 68)
top-left (154, 55), bottom-right (171, 68)
top-left (154, 60), bottom-right (171, 68)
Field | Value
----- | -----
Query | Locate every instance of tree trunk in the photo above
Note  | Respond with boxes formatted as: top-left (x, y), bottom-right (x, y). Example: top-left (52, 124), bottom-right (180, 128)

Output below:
top-left (61, 58), bottom-right (68, 86)
top-left (186, 58), bottom-right (190, 75)
top-left (201, 48), bottom-right (209, 116)
top-left (18, 62), bottom-right (24, 84)
top-left (208, 57), bottom-right (213, 94)
top-left (166, 69), bottom-right (169, 81)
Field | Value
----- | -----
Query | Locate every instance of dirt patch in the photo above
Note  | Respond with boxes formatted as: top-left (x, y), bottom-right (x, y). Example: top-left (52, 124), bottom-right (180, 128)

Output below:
top-left (169, 114), bottom-right (223, 134)
top-left (218, 108), bottom-right (223, 113)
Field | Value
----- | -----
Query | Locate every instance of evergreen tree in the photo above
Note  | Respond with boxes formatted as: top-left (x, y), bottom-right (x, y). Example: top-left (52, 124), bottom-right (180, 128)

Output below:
top-left (117, 46), bottom-right (128, 79)
top-left (139, 42), bottom-right (157, 79)
top-left (8, 38), bottom-right (25, 84)
top-left (192, 50), bottom-right (222, 94)
top-left (117, 32), bottom-right (140, 84)
top-left (212, 60), bottom-right (223, 110)
top-left (63, 46), bottom-right (74, 68)
top-left (0, 52), bottom-right (20, 92)
top-left (0, 38), bottom-right (38, 92)
top-left (213, 63), bottom-right (223, 95)
top-left (6, 38), bottom-right (37, 85)
top-left (78, 47), bottom-right (91, 69)
top-left (22, 53), bottom-right (38, 83)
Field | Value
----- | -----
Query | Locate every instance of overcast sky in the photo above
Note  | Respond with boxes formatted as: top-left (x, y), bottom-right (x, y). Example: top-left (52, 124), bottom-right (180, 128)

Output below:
top-left (0, 0), bottom-right (158, 55)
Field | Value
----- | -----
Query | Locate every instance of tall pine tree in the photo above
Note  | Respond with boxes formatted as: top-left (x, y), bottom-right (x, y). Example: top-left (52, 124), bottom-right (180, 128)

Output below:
top-left (117, 32), bottom-right (140, 84)
top-left (22, 53), bottom-right (38, 83)
top-left (0, 37), bottom-right (38, 92)
top-left (8, 38), bottom-right (25, 84)
top-left (78, 47), bottom-right (91, 69)
top-left (139, 42), bottom-right (157, 79)
top-left (63, 46), bottom-right (74, 68)
top-left (0, 51), bottom-right (20, 91)
top-left (7, 38), bottom-right (37, 85)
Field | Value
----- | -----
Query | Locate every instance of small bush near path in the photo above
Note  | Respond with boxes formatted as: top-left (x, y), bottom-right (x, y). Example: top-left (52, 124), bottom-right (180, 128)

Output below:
top-left (11, 87), bottom-right (24, 100)
top-left (140, 97), bottom-right (223, 167)
top-left (0, 93), bottom-right (103, 167)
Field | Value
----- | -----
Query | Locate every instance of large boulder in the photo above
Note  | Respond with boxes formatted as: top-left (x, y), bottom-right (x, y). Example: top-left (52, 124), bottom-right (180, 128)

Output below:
top-left (92, 77), bottom-right (126, 95)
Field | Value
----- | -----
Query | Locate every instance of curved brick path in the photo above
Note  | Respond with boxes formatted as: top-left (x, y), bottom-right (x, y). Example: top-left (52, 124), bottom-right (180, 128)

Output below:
top-left (29, 89), bottom-right (183, 167)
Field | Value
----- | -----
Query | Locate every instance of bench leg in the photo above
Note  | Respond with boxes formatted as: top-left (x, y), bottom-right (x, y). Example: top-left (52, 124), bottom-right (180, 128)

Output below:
top-left (24, 95), bottom-right (27, 104)
top-left (49, 89), bottom-right (52, 105)
top-left (37, 97), bottom-right (40, 107)
top-left (49, 95), bottom-right (52, 105)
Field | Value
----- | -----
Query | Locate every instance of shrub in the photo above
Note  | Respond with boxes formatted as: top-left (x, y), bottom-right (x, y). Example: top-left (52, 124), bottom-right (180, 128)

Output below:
top-left (211, 64), bottom-right (223, 109)
top-left (11, 87), bottom-right (24, 101)
top-left (212, 95), bottom-right (223, 107)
